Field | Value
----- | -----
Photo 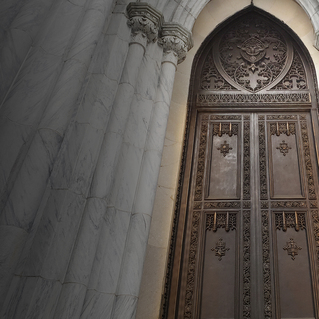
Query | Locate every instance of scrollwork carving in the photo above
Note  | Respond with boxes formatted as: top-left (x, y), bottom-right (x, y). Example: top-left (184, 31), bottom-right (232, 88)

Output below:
top-left (311, 210), bottom-right (319, 264)
top-left (184, 211), bottom-right (201, 318)
top-left (271, 50), bottom-right (307, 90)
top-left (301, 121), bottom-right (317, 200)
top-left (271, 201), bottom-right (307, 208)
top-left (210, 115), bottom-right (241, 120)
top-left (244, 120), bottom-right (251, 200)
top-left (204, 201), bottom-right (241, 209)
top-left (193, 202), bottom-right (201, 209)
top-left (259, 121), bottom-right (268, 200)
top-left (201, 53), bottom-right (237, 90)
top-left (262, 210), bottom-right (272, 319)
top-left (243, 210), bottom-right (251, 318)
top-left (243, 201), bottom-right (251, 209)
top-left (267, 115), bottom-right (297, 120)
top-left (194, 119), bottom-right (208, 201)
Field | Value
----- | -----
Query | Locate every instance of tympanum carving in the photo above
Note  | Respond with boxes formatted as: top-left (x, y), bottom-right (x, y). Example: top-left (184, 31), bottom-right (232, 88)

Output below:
top-left (218, 15), bottom-right (288, 92)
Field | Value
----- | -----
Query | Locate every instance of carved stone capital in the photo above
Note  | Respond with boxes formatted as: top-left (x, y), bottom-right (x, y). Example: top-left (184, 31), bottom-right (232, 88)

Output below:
top-left (159, 23), bottom-right (193, 64)
top-left (126, 2), bottom-right (163, 44)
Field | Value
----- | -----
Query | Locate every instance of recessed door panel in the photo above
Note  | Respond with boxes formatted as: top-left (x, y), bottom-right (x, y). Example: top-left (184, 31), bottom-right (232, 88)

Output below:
top-left (274, 214), bottom-right (315, 319)
top-left (200, 212), bottom-right (237, 319)
top-left (208, 123), bottom-right (240, 199)
top-left (268, 121), bottom-right (304, 198)
top-left (174, 113), bottom-right (319, 319)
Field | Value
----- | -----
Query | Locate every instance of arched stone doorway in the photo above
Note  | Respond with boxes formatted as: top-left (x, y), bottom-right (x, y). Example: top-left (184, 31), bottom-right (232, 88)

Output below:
top-left (164, 6), bottom-right (319, 318)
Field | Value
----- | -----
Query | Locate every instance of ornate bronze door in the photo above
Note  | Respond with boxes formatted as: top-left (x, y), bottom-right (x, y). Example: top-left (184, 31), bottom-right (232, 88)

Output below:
top-left (174, 112), bottom-right (319, 319)
top-left (163, 7), bottom-right (319, 319)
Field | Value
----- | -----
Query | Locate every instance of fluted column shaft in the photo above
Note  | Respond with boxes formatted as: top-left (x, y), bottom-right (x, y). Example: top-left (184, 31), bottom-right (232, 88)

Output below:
top-left (111, 24), bottom-right (192, 319)
top-left (0, 0), bottom-right (94, 310)
top-left (49, 4), bottom-right (163, 319)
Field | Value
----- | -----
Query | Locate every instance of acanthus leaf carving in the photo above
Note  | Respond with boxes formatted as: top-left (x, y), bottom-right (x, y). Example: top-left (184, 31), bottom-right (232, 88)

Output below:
top-left (159, 23), bottom-right (193, 64)
top-left (126, 3), bottom-right (163, 43)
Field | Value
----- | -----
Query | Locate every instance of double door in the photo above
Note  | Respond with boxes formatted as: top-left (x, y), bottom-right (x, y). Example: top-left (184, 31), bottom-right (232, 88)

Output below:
top-left (177, 112), bottom-right (319, 318)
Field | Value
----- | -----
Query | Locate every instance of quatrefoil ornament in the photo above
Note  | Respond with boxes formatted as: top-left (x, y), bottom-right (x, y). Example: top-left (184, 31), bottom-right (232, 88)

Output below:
top-left (217, 141), bottom-right (232, 157)
top-left (276, 140), bottom-right (291, 156)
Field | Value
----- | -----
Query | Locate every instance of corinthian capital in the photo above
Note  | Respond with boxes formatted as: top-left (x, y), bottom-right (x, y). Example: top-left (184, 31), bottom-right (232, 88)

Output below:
top-left (159, 23), bottom-right (193, 64)
top-left (127, 2), bottom-right (163, 44)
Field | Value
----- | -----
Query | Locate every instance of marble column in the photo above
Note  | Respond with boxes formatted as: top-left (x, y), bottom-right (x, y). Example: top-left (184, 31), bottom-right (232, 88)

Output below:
top-left (0, 0), bottom-right (92, 309)
top-left (111, 23), bottom-right (192, 319)
top-left (48, 4), bottom-right (163, 319)
top-left (0, 0), bottom-right (56, 105)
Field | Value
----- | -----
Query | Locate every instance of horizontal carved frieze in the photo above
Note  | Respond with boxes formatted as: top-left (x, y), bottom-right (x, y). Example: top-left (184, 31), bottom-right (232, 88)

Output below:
top-left (271, 201), bottom-right (307, 208)
top-left (204, 201), bottom-right (241, 209)
top-left (197, 93), bottom-right (311, 105)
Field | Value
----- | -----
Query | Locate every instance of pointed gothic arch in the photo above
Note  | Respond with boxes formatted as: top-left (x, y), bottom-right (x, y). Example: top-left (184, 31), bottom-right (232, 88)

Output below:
top-left (162, 6), bottom-right (319, 318)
